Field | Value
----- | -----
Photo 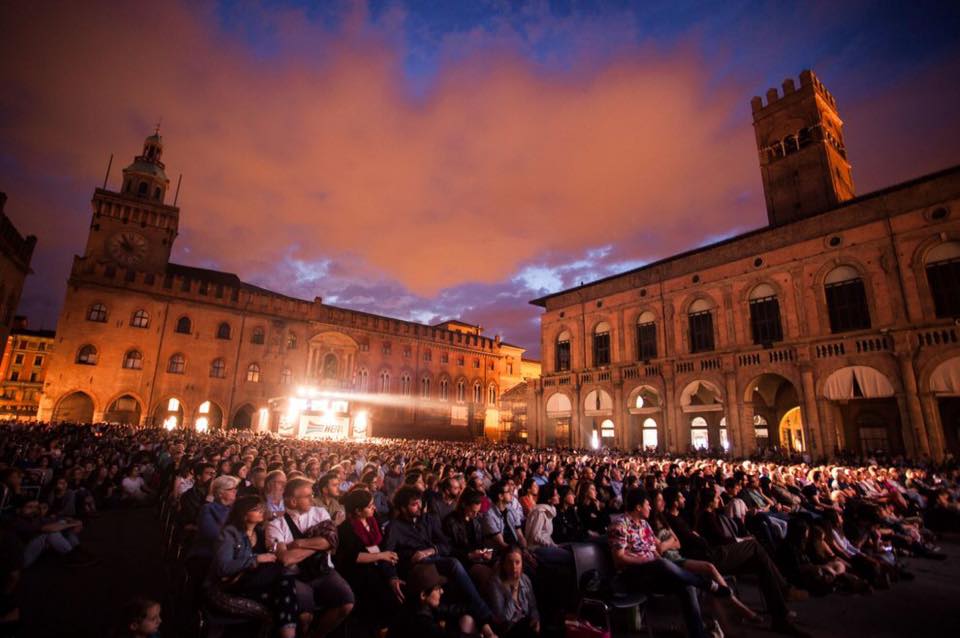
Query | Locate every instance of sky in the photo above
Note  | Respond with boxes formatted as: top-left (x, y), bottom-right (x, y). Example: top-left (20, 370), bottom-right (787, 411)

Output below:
top-left (1, 0), bottom-right (959, 359)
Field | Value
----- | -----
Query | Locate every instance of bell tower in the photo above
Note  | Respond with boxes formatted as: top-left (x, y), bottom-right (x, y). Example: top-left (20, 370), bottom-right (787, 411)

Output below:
top-left (83, 129), bottom-right (180, 272)
top-left (751, 70), bottom-right (855, 227)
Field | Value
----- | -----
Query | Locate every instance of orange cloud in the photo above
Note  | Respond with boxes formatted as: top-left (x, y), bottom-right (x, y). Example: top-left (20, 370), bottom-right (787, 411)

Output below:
top-left (0, 1), bottom-right (760, 303)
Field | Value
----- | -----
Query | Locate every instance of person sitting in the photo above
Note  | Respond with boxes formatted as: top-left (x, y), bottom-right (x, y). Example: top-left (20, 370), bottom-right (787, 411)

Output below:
top-left (430, 475), bottom-right (463, 522)
top-left (240, 467), bottom-right (267, 498)
top-left (611, 488), bottom-right (730, 638)
top-left (263, 470), bottom-right (287, 520)
top-left (13, 498), bottom-right (91, 567)
top-left (575, 481), bottom-right (609, 537)
top-left (483, 545), bottom-right (539, 638)
top-left (266, 477), bottom-right (354, 638)
top-left (114, 597), bottom-right (162, 638)
top-left (518, 479), bottom-right (539, 518)
top-left (178, 463), bottom-right (216, 530)
top-left (209, 496), bottom-right (301, 638)
top-left (120, 465), bottom-right (152, 504)
top-left (384, 485), bottom-right (496, 638)
top-left (550, 486), bottom-right (584, 544)
top-left (389, 563), bottom-right (481, 638)
top-left (315, 473), bottom-right (345, 525)
top-left (482, 481), bottom-right (530, 562)
top-left (334, 489), bottom-right (401, 629)
top-left (191, 475), bottom-right (239, 560)
top-left (442, 488), bottom-right (495, 579)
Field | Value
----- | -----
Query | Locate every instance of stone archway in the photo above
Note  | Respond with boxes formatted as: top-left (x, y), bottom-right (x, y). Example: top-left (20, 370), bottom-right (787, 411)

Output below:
top-left (153, 397), bottom-right (185, 430)
top-left (232, 403), bottom-right (255, 429)
top-left (626, 385), bottom-right (663, 452)
top-left (52, 392), bottom-right (95, 423)
top-left (583, 388), bottom-right (614, 447)
top-left (822, 366), bottom-right (902, 456)
top-left (104, 394), bottom-right (142, 426)
top-left (679, 380), bottom-right (723, 452)
top-left (929, 356), bottom-right (960, 456)
top-left (194, 401), bottom-right (224, 432)
top-left (744, 373), bottom-right (800, 454)
top-left (544, 392), bottom-right (573, 446)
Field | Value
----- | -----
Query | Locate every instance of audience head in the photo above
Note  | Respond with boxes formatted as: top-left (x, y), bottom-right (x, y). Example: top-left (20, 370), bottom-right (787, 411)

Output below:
top-left (343, 488), bottom-right (375, 520)
top-left (394, 485), bottom-right (424, 519)
top-left (118, 597), bottom-right (162, 638)
top-left (225, 495), bottom-right (265, 529)
top-left (210, 475), bottom-right (239, 506)
top-left (283, 477), bottom-right (315, 512)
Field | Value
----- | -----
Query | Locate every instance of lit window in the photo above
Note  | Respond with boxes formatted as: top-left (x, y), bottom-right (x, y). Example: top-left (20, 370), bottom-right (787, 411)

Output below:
top-left (280, 367), bottom-right (293, 385)
top-left (167, 398), bottom-right (180, 412)
top-left (251, 327), bottom-right (265, 344)
top-left (131, 309), bottom-right (150, 328)
top-left (286, 333), bottom-right (297, 349)
top-left (76, 345), bottom-right (98, 365)
top-left (122, 350), bottom-right (143, 370)
top-left (439, 378), bottom-right (449, 401)
top-left (488, 385), bottom-right (497, 405)
top-left (400, 374), bottom-right (412, 396)
top-left (210, 358), bottom-right (226, 378)
top-left (167, 353), bottom-right (185, 374)
top-left (246, 363), bottom-right (261, 383)
top-left (421, 376), bottom-right (431, 398)
top-left (357, 368), bottom-right (369, 392)
top-left (87, 304), bottom-right (107, 322)
top-left (473, 381), bottom-right (481, 404)
top-left (199, 401), bottom-right (210, 414)
top-left (379, 371), bottom-right (390, 393)
top-left (456, 380), bottom-right (465, 403)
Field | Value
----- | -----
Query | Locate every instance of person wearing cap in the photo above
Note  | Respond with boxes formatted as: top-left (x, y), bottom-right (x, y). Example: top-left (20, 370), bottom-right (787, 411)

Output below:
top-left (190, 474), bottom-right (239, 559)
top-left (389, 563), bottom-right (490, 638)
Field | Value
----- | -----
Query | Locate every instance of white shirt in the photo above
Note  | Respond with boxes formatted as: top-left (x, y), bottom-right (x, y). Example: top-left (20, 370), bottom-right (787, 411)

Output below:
top-left (265, 506), bottom-right (333, 567)
top-left (122, 476), bottom-right (147, 499)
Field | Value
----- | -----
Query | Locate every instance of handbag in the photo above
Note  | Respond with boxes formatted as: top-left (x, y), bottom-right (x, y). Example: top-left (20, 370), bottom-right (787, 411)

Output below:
top-left (564, 599), bottom-right (612, 638)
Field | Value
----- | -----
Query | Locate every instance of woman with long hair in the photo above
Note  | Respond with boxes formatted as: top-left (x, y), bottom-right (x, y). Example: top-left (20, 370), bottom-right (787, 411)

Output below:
top-left (483, 545), bottom-right (540, 638)
top-left (575, 481), bottom-right (609, 537)
top-left (210, 496), bottom-right (301, 638)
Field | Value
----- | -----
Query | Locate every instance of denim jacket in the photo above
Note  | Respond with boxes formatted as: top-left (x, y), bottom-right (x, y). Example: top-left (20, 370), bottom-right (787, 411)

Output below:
top-left (212, 524), bottom-right (257, 581)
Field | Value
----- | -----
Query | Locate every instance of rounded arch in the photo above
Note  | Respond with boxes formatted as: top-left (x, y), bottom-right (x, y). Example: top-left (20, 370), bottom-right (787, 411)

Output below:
top-left (322, 353), bottom-right (338, 379)
top-left (636, 309), bottom-right (658, 324)
top-left (545, 391), bottom-right (573, 416)
top-left (153, 396), bottom-right (186, 429)
top-left (487, 382), bottom-right (498, 405)
top-left (680, 292), bottom-right (719, 316)
top-left (232, 403), bottom-right (255, 429)
top-left (592, 320), bottom-right (612, 335)
top-left (910, 232), bottom-right (960, 320)
top-left (920, 353), bottom-right (960, 395)
top-left (679, 380), bottom-right (724, 411)
top-left (103, 393), bottom-right (142, 425)
top-left (130, 309), bottom-right (150, 329)
top-left (76, 344), bottom-right (98, 365)
top-left (626, 384), bottom-right (662, 412)
top-left (52, 391), bottom-right (96, 423)
top-left (553, 325), bottom-right (574, 343)
top-left (122, 348), bottom-right (144, 370)
top-left (194, 400), bottom-right (224, 431)
top-left (583, 388), bottom-right (613, 414)
top-left (175, 315), bottom-right (192, 334)
top-left (742, 372), bottom-right (801, 403)
top-left (740, 277), bottom-right (785, 305)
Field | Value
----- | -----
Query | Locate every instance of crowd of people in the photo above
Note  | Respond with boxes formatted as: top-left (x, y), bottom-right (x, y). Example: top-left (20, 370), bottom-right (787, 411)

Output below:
top-left (0, 422), bottom-right (958, 638)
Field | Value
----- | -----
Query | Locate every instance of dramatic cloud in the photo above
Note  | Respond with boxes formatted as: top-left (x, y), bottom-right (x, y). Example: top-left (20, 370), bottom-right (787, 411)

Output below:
top-left (1, 1), bottom-right (958, 358)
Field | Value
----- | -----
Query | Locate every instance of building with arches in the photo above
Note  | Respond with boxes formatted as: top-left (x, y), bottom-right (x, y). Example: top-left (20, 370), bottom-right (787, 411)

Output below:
top-left (529, 70), bottom-right (960, 460)
top-left (36, 133), bottom-right (537, 439)
top-left (0, 318), bottom-right (54, 421)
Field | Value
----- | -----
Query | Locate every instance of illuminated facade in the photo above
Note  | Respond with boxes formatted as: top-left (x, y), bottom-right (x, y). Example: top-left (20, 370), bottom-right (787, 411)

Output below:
top-left (529, 70), bottom-right (960, 460)
top-left (0, 319), bottom-right (54, 421)
top-left (0, 193), bottom-right (37, 361)
top-left (37, 133), bottom-right (532, 439)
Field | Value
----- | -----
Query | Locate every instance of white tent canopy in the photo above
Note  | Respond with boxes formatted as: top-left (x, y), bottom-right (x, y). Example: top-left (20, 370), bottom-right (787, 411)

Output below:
top-left (584, 389), bottom-right (613, 414)
top-left (930, 357), bottom-right (960, 395)
top-left (823, 366), bottom-right (895, 400)
top-left (545, 392), bottom-right (572, 416)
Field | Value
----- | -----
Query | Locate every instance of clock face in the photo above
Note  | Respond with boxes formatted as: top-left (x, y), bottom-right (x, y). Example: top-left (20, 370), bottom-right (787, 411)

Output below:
top-left (108, 231), bottom-right (149, 266)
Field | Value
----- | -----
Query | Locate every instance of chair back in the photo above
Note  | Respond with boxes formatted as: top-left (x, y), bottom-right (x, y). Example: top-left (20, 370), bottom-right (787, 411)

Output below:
top-left (571, 541), bottom-right (615, 591)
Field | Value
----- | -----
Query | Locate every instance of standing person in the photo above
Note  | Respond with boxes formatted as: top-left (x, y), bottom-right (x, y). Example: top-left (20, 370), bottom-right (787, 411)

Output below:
top-left (266, 477), bottom-right (354, 638)
top-left (210, 497), bottom-right (300, 638)
top-left (483, 546), bottom-right (539, 638)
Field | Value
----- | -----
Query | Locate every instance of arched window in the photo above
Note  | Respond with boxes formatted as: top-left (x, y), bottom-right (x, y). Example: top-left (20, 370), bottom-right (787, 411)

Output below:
top-left (76, 345), bottom-right (98, 365)
top-left (138, 182), bottom-right (148, 196)
top-left (130, 309), bottom-right (149, 328)
top-left (400, 373), bottom-right (412, 396)
top-left (488, 384), bottom-right (497, 405)
top-left (175, 316), bottom-right (191, 334)
top-left (421, 376), bottom-right (431, 399)
top-left (748, 283), bottom-right (783, 345)
top-left (824, 266), bottom-right (870, 333)
top-left (379, 371), bottom-right (390, 393)
top-left (167, 353), bottom-right (185, 374)
top-left (286, 332), bottom-right (297, 349)
top-left (636, 311), bottom-right (657, 360)
top-left (925, 241), bottom-right (960, 318)
top-left (87, 304), bottom-right (107, 322)
top-left (797, 127), bottom-right (812, 148)
top-left (357, 368), bottom-right (369, 392)
top-left (642, 417), bottom-right (658, 450)
top-left (473, 381), bottom-right (482, 404)
top-left (323, 353), bottom-right (338, 379)
top-left (688, 298), bottom-right (715, 353)
top-left (456, 379), bottom-right (466, 404)
top-left (783, 135), bottom-right (799, 154)
top-left (216, 322), bottom-right (231, 340)
top-left (246, 363), bottom-right (260, 383)
top-left (210, 358), bottom-right (226, 379)
top-left (251, 327), bottom-right (265, 344)
top-left (280, 367), bottom-right (293, 385)
top-left (555, 330), bottom-right (572, 371)
top-left (439, 378), bottom-right (449, 401)
top-left (122, 349), bottom-right (143, 370)
top-left (593, 322), bottom-right (611, 366)
top-left (690, 416), bottom-right (709, 450)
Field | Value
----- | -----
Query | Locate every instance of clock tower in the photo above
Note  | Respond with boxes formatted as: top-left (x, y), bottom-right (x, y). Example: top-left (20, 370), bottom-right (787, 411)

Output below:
top-left (83, 130), bottom-right (180, 272)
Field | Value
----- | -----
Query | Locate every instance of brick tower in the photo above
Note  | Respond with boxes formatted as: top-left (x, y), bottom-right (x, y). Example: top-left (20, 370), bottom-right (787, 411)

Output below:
top-left (751, 70), bottom-right (855, 226)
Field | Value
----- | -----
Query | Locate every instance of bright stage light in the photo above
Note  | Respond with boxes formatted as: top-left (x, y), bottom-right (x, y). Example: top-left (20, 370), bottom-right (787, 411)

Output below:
top-left (163, 416), bottom-right (177, 431)
top-left (195, 417), bottom-right (209, 433)
top-left (591, 430), bottom-right (599, 450)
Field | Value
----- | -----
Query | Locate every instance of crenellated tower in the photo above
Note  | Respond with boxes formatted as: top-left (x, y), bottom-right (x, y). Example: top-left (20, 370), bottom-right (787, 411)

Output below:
top-left (751, 70), bottom-right (855, 226)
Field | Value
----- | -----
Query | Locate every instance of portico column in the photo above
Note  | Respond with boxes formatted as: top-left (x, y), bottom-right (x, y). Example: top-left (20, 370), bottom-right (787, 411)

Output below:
top-left (572, 383), bottom-right (583, 448)
top-left (897, 354), bottom-right (931, 459)
top-left (613, 380), bottom-right (626, 450)
top-left (919, 392), bottom-right (945, 462)
top-left (724, 372), bottom-right (742, 455)
top-left (799, 366), bottom-right (824, 459)
top-left (740, 401), bottom-right (756, 457)
top-left (534, 385), bottom-right (545, 447)
top-left (817, 398), bottom-right (839, 455)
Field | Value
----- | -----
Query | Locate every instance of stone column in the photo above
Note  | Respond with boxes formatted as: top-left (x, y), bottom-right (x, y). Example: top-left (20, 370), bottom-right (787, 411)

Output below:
top-left (740, 401), bottom-right (756, 457)
top-left (533, 385), bottom-right (544, 447)
top-left (724, 372), bottom-right (741, 455)
top-left (799, 366), bottom-right (824, 459)
top-left (817, 398), bottom-right (839, 455)
top-left (919, 392), bottom-right (945, 462)
top-left (613, 379), bottom-right (627, 450)
top-left (894, 393), bottom-right (918, 458)
top-left (572, 383), bottom-right (583, 448)
top-left (662, 364), bottom-right (678, 453)
top-left (897, 354), bottom-right (931, 458)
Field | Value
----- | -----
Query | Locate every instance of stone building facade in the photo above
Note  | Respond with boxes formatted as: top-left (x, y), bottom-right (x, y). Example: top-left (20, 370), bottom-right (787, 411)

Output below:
top-left (0, 318), bottom-right (55, 421)
top-left (529, 70), bottom-right (960, 461)
top-left (37, 134), bottom-right (530, 439)
top-left (0, 193), bottom-right (37, 360)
